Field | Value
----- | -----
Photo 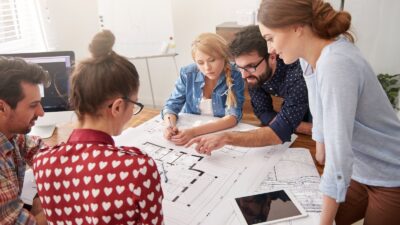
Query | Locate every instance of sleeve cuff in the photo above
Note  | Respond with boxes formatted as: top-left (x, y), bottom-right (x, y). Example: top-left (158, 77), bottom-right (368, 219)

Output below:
top-left (226, 107), bottom-right (242, 123)
top-left (161, 109), bottom-right (178, 120)
top-left (319, 170), bottom-right (348, 202)
top-left (269, 117), bottom-right (293, 143)
top-left (258, 111), bottom-right (277, 126)
top-left (312, 128), bottom-right (324, 143)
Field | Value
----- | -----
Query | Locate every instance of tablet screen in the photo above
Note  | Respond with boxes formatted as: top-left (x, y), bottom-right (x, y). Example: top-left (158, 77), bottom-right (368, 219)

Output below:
top-left (232, 189), bottom-right (306, 225)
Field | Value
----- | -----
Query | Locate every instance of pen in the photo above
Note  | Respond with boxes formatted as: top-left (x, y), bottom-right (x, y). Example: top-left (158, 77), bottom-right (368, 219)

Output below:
top-left (168, 116), bottom-right (177, 135)
top-left (168, 116), bottom-right (174, 128)
top-left (161, 162), bottom-right (168, 183)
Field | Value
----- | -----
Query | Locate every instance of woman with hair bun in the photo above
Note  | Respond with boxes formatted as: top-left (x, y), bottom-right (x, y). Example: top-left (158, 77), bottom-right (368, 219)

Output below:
top-left (33, 30), bottom-right (164, 225)
top-left (162, 33), bottom-right (245, 145)
top-left (257, 0), bottom-right (400, 225)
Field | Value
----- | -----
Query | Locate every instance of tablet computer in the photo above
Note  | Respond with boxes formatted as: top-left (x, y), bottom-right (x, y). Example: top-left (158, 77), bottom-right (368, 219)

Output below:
top-left (231, 189), bottom-right (307, 225)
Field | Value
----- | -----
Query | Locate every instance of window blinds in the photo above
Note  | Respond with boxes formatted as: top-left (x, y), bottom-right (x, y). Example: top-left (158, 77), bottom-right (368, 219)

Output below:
top-left (0, 0), bottom-right (46, 53)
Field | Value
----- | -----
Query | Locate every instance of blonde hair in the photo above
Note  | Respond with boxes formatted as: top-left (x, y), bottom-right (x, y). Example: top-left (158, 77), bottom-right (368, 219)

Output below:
top-left (191, 33), bottom-right (237, 108)
top-left (258, 0), bottom-right (354, 42)
top-left (70, 30), bottom-right (139, 120)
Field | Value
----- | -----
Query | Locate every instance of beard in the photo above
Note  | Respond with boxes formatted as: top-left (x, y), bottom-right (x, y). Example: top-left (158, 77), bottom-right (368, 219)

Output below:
top-left (9, 114), bottom-right (38, 135)
top-left (246, 67), bottom-right (273, 89)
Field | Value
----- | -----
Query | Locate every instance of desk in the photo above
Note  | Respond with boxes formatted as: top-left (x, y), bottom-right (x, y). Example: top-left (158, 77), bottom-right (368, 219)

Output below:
top-left (44, 108), bottom-right (322, 175)
top-left (42, 108), bottom-right (322, 224)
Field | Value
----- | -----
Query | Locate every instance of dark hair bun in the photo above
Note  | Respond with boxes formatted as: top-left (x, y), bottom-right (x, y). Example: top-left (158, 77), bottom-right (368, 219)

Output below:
top-left (89, 29), bottom-right (116, 58)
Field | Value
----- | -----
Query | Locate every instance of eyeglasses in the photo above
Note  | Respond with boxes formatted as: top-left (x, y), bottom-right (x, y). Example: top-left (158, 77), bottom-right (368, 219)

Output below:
top-left (108, 97), bottom-right (144, 115)
top-left (235, 55), bottom-right (267, 73)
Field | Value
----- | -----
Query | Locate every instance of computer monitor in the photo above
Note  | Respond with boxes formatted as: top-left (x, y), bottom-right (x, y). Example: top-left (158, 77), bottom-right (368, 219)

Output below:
top-left (1, 51), bottom-right (76, 138)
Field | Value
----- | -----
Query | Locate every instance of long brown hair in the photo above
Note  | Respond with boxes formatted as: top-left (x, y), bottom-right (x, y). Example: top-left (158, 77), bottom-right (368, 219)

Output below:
top-left (70, 30), bottom-right (139, 120)
top-left (258, 0), bottom-right (354, 42)
top-left (191, 33), bottom-right (237, 108)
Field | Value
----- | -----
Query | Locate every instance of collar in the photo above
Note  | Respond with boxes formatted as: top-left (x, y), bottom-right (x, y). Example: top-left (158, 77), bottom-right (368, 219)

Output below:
top-left (263, 58), bottom-right (287, 86)
top-left (67, 129), bottom-right (115, 145)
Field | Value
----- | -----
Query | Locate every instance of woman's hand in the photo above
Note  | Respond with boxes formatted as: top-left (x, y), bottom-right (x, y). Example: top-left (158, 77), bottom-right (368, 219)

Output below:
top-left (164, 126), bottom-right (179, 140)
top-left (316, 141), bottom-right (326, 165)
top-left (163, 114), bottom-right (178, 140)
top-left (170, 128), bottom-right (196, 146)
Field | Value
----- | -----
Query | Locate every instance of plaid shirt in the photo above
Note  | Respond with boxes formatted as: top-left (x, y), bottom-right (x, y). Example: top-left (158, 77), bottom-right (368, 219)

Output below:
top-left (0, 132), bottom-right (43, 225)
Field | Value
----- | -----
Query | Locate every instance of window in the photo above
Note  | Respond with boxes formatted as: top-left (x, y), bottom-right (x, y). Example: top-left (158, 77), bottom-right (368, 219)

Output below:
top-left (0, 0), bottom-right (47, 53)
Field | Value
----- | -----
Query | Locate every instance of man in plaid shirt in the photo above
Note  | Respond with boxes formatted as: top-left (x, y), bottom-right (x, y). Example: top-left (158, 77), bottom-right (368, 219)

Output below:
top-left (0, 57), bottom-right (49, 225)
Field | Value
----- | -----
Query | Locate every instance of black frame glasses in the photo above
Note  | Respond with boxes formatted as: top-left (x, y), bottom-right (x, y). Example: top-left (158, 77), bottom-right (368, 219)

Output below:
top-left (235, 54), bottom-right (267, 73)
top-left (108, 97), bottom-right (144, 115)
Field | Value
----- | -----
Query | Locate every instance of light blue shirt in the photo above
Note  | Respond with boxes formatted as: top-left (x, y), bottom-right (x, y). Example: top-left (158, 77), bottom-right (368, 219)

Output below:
top-left (301, 38), bottom-right (400, 202)
top-left (162, 63), bottom-right (245, 121)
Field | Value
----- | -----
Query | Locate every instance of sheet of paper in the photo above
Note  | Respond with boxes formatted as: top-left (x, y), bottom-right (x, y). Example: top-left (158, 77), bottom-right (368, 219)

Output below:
top-left (226, 148), bottom-right (322, 225)
top-left (114, 113), bottom-right (297, 225)
top-left (187, 148), bottom-right (322, 225)
top-left (254, 148), bottom-right (322, 213)
top-left (21, 168), bottom-right (37, 205)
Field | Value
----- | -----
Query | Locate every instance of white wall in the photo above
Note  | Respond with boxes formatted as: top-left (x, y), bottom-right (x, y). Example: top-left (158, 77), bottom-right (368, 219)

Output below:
top-left (171, 0), bottom-right (400, 75)
top-left (34, 0), bottom-right (400, 107)
top-left (36, 0), bottom-right (178, 108)
top-left (35, 0), bottom-right (400, 74)
top-left (344, 0), bottom-right (400, 75)
top-left (97, 0), bottom-right (175, 58)
top-left (170, 0), bottom-right (260, 68)
top-left (37, 0), bottom-right (100, 60)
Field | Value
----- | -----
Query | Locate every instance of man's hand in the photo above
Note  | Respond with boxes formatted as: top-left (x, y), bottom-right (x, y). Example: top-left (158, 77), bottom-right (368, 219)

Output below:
top-left (31, 196), bottom-right (47, 225)
top-left (185, 133), bottom-right (227, 155)
top-left (34, 211), bottom-right (47, 225)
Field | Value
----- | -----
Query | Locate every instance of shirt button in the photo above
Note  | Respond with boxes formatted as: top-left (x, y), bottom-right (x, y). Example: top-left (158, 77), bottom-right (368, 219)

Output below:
top-left (269, 88), bottom-right (273, 90)
top-left (337, 175), bottom-right (342, 180)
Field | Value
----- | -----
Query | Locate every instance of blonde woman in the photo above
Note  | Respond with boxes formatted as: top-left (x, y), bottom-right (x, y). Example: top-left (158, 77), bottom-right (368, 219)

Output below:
top-left (162, 33), bottom-right (245, 145)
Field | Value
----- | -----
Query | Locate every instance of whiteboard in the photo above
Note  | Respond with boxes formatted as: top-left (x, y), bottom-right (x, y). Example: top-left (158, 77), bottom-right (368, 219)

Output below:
top-left (97, 0), bottom-right (175, 57)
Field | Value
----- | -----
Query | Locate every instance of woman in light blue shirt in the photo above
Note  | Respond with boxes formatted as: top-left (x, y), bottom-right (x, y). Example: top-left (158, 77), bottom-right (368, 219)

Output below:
top-left (258, 0), bottom-right (400, 225)
top-left (162, 33), bottom-right (245, 145)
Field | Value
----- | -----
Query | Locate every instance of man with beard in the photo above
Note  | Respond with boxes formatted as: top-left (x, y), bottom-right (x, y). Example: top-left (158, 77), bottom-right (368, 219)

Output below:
top-left (0, 57), bottom-right (49, 225)
top-left (186, 25), bottom-right (311, 155)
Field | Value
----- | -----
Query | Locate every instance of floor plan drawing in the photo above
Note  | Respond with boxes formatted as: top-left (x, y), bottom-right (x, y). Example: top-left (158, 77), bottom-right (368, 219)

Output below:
top-left (114, 114), bottom-right (297, 225)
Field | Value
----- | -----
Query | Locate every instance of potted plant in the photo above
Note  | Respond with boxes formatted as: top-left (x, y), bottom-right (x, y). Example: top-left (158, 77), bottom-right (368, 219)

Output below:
top-left (377, 73), bottom-right (400, 111)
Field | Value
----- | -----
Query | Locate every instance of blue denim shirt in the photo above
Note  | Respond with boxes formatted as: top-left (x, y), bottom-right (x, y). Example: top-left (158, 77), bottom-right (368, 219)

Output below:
top-left (162, 63), bottom-right (245, 122)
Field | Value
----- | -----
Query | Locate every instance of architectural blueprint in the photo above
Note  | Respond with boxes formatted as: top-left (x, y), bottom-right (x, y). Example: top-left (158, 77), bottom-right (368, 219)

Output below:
top-left (244, 148), bottom-right (322, 225)
top-left (255, 148), bottom-right (322, 213)
top-left (114, 113), bottom-right (297, 225)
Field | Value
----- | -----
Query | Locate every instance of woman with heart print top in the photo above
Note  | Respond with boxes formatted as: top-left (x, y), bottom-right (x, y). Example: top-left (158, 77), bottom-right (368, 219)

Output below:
top-left (32, 30), bottom-right (164, 225)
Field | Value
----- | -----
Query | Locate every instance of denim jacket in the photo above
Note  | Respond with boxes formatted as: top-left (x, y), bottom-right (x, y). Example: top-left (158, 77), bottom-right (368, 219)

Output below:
top-left (162, 63), bottom-right (245, 122)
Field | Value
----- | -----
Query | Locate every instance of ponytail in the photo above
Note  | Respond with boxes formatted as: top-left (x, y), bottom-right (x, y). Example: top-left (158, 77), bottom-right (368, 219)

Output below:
top-left (224, 64), bottom-right (237, 108)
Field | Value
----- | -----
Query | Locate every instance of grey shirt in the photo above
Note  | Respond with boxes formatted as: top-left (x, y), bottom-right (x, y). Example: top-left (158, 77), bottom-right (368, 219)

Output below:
top-left (301, 37), bottom-right (400, 202)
